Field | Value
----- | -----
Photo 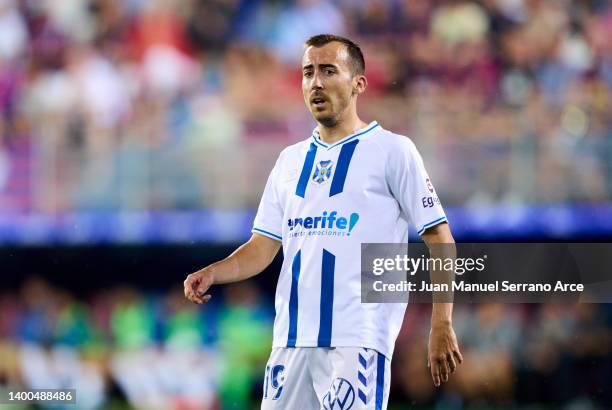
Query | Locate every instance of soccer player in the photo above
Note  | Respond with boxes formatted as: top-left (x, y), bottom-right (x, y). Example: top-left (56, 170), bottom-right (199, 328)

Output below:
top-left (184, 34), bottom-right (462, 409)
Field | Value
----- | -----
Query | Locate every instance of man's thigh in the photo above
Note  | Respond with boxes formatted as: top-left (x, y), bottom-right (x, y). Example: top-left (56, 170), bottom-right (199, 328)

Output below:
top-left (261, 348), bottom-right (319, 410)
top-left (311, 347), bottom-right (391, 410)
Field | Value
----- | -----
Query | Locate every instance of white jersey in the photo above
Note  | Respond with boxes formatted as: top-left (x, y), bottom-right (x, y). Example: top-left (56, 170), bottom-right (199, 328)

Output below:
top-left (252, 121), bottom-right (447, 358)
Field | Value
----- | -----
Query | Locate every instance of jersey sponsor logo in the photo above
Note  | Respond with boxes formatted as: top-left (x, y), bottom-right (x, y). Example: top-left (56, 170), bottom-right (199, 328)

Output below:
top-left (421, 196), bottom-right (441, 208)
top-left (426, 178), bottom-right (434, 193)
top-left (323, 378), bottom-right (355, 410)
top-left (287, 211), bottom-right (359, 238)
top-left (313, 160), bottom-right (334, 184)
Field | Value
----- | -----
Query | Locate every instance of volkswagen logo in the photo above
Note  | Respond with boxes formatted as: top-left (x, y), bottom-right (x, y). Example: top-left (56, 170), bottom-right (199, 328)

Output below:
top-left (322, 377), bottom-right (355, 410)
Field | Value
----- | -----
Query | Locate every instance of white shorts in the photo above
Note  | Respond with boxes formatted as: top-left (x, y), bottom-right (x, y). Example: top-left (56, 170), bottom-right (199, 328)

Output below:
top-left (261, 347), bottom-right (391, 410)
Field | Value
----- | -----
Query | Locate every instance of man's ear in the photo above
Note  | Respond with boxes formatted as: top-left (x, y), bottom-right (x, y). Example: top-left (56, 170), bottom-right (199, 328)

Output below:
top-left (353, 75), bottom-right (368, 96)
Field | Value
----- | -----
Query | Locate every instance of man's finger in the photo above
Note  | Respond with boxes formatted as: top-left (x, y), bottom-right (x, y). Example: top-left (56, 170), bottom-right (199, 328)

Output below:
top-left (191, 293), bottom-right (212, 305)
top-left (185, 277), bottom-right (197, 293)
top-left (185, 279), bottom-right (204, 304)
top-left (184, 279), bottom-right (192, 297)
top-left (447, 352), bottom-right (457, 373)
top-left (184, 285), bottom-right (195, 301)
top-left (440, 357), bottom-right (449, 382)
top-left (454, 349), bottom-right (464, 364)
top-left (187, 290), bottom-right (199, 303)
top-left (430, 360), bottom-right (441, 387)
top-left (187, 284), bottom-right (199, 300)
top-left (196, 279), bottom-right (209, 296)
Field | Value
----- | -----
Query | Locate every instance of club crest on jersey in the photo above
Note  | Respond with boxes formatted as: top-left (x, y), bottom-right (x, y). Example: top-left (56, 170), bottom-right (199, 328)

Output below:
top-left (313, 160), bottom-right (334, 184)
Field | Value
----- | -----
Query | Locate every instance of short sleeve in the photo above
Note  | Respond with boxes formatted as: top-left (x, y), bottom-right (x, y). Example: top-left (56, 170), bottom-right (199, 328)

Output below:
top-left (387, 137), bottom-right (447, 236)
top-left (252, 156), bottom-right (284, 242)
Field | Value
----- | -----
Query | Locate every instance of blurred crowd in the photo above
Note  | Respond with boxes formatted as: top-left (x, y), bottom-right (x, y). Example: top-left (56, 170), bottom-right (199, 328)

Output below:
top-left (0, 0), bottom-right (611, 213)
top-left (0, 277), bottom-right (610, 409)
top-left (0, 277), bottom-right (275, 409)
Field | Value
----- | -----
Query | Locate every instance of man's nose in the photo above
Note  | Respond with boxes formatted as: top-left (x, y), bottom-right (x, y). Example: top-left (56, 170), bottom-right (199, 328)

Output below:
top-left (311, 72), bottom-right (324, 89)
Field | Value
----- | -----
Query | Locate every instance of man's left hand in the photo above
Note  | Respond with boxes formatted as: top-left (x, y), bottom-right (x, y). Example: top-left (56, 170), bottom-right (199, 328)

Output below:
top-left (428, 321), bottom-right (463, 387)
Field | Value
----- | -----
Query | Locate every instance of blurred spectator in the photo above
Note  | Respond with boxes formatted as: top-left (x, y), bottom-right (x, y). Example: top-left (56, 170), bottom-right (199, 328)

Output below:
top-left (452, 304), bottom-right (520, 402)
top-left (0, 0), bottom-right (28, 61)
top-left (110, 286), bottom-right (155, 348)
top-left (217, 282), bottom-right (273, 409)
top-left (271, 0), bottom-right (346, 63)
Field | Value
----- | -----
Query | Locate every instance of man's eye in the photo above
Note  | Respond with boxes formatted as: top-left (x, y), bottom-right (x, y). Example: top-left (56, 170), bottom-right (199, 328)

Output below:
top-left (325, 69), bottom-right (334, 75)
top-left (304, 72), bottom-right (313, 78)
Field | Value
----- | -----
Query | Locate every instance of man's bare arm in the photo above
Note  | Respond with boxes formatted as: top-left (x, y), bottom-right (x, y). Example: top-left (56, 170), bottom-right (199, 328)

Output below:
top-left (422, 222), bottom-right (455, 326)
top-left (184, 233), bottom-right (281, 304)
top-left (421, 222), bottom-right (463, 386)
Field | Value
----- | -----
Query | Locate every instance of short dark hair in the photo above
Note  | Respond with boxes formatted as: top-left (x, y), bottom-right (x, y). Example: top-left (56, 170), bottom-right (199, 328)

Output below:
top-left (304, 34), bottom-right (365, 76)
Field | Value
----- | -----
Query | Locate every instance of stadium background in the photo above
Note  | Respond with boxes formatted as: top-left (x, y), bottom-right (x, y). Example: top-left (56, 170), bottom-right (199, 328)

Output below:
top-left (0, 0), bottom-right (611, 408)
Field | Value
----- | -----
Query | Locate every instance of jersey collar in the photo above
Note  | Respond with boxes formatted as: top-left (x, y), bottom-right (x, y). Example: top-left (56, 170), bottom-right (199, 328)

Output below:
top-left (310, 121), bottom-right (380, 150)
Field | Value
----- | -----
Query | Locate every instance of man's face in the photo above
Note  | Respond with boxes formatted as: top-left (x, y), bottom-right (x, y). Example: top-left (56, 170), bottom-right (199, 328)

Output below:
top-left (302, 42), bottom-right (361, 127)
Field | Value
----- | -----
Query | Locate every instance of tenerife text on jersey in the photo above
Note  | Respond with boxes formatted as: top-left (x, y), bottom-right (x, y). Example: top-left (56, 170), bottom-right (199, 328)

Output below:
top-left (287, 211), bottom-right (360, 238)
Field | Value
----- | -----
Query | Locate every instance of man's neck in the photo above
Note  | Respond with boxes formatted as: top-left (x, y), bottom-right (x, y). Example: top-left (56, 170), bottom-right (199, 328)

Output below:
top-left (317, 117), bottom-right (368, 145)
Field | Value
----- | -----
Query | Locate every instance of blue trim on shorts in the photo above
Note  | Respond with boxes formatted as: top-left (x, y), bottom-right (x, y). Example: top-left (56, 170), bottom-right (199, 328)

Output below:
top-left (375, 352), bottom-right (385, 410)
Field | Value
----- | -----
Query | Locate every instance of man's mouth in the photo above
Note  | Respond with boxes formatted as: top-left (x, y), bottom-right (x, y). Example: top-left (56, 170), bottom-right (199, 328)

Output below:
top-left (311, 97), bottom-right (327, 107)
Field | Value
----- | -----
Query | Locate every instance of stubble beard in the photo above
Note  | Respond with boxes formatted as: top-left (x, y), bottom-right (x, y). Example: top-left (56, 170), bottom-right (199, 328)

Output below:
top-left (317, 114), bottom-right (338, 128)
top-left (313, 99), bottom-right (348, 128)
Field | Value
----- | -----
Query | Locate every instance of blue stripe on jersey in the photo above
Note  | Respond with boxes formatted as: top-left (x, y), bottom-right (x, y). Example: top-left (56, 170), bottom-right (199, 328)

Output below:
top-left (295, 143), bottom-right (317, 198)
top-left (252, 227), bottom-right (282, 241)
top-left (317, 249), bottom-right (335, 347)
top-left (417, 216), bottom-right (447, 235)
top-left (287, 250), bottom-right (301, 347)
top-left (329, 139), bottom-right (359, 197)
top-left (375, 353), bottom-right (385, 410)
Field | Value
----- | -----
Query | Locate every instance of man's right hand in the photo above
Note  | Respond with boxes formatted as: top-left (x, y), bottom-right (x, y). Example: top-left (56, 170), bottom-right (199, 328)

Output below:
top-left (184, 268), bottom-right (215, 304)
top-left (183, 233), bottom-right (281, 305)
